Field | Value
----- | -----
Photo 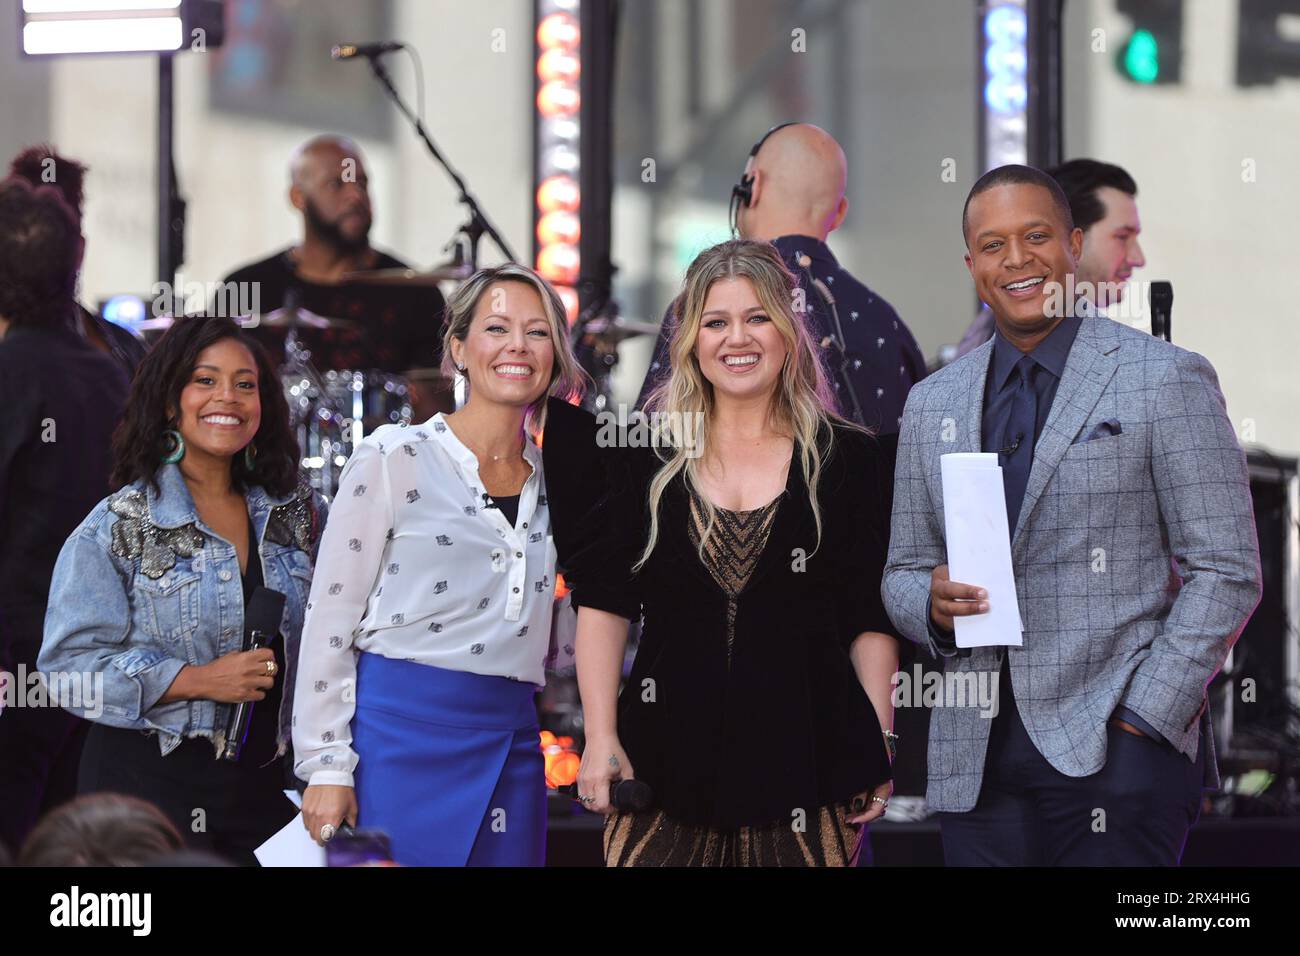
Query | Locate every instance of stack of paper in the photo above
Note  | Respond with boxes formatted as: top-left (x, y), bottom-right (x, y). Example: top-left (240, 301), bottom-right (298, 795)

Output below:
top-left (939, 453), bottom-right (1023, 648)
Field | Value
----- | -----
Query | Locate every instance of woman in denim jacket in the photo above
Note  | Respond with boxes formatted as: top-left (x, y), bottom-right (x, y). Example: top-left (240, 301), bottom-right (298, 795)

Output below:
top-left (40, 316), bottom-right (325, 865)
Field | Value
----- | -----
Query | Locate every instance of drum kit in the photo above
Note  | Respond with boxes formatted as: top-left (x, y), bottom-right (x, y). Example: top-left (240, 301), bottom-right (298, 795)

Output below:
top-left (134, 264), bottom-right (658, 498)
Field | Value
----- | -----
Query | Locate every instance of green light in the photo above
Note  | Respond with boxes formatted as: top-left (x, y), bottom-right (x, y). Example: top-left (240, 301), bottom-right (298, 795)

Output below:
top-left (1124, 29), bottom-right (1160, 84)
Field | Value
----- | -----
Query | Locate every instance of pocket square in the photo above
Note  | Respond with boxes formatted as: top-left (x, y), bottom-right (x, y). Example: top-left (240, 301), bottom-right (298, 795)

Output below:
top-left (1072, 418), bottom-right (1123, 444)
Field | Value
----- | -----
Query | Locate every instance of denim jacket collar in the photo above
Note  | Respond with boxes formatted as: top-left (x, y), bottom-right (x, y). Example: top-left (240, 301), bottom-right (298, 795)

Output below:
top-left (145, 462), bottom-right (306, 549)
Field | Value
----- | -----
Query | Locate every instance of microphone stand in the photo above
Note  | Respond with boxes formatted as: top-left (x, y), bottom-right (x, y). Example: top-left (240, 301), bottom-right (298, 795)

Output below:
top-left (362, 52), bottom-right (517, 269)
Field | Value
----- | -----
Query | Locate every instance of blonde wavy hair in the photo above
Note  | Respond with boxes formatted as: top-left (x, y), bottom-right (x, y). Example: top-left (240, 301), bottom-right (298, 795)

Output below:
top-left (440, 263), bottom-right (587, 434)
top-left (637, 239), bottom-right (858, 571)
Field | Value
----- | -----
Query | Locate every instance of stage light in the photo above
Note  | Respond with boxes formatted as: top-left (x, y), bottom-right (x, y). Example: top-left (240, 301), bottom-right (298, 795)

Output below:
top-left (537, 12), bottom-right (580, 50)
top-left (542, 145), bottom-right (580, 177)
top-left (536, 0), bottom-right (582, 318)
top-left (537, 175), bottom-right (580, 213)
top-left (20, 0), bottom-right (223, 56)
top-left (979, 0), bottom-right (1028, 169)
top-left (101, 294), bottom-right (147, 328)
top-left (537, 243), bottom-right (580, 287)
top-left (537, 210), bottom-right (581, 247)
top-left (538, 80), bottom-right (581, 117)
top-left (538, 46), bottom-right (581, 84)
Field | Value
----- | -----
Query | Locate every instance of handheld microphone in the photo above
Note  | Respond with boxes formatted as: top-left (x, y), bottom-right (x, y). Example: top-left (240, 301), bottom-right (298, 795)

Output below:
top-left (563, 779), bottom-right (654, 812)
top-left (221, 586), bottom-right (287, 762)
top-left (331, 41), bottom-right (405, 60)
top-left (1150, 280), bottom-right (1173, 343)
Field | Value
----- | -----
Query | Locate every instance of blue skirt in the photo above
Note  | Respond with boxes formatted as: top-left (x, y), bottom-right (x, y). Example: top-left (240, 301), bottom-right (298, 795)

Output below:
top-left (352, 653), bottom-right (546, 866)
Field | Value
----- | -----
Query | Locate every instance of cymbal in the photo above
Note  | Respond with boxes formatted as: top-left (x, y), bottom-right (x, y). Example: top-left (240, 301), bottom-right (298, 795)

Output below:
top-left (341, 263), bottom-right (473, 286)
top-left (581, 315), bottom-right (661, 344)
top-left (241, 307), bottom-right (357, 331)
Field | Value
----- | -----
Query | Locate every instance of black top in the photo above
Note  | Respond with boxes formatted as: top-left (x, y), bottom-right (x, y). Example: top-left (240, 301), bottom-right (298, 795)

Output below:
top-left (486, 493), bottom-right (521, 528)
top-left (0, 323), bottom-right (128, 650)
top-left (237, 517), bottom-right (286, 769)
top-left (637, 235), bottom-right (927, 435)
top-left (220, 248), bottom-right (445, 373)
top-left (543, 398), bottom-right (898, 828)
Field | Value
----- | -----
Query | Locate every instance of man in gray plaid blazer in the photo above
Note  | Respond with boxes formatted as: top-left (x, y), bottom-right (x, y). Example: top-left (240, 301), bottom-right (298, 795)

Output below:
top-left (882, 165), bottom-right (1261, 865)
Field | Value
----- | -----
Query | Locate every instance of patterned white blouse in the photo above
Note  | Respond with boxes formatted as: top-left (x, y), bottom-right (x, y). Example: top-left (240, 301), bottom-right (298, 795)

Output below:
top-left (292, 415), bottom-right (556, 788)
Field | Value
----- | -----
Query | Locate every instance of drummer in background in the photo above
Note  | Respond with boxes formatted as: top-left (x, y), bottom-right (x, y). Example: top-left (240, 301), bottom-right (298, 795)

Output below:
top-left (219, 134), bottom-right (449, 416)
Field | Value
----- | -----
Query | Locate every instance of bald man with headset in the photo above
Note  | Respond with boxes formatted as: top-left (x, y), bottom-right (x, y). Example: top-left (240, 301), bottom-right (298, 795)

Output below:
top-left (637, 123), bottom-right (926, 435)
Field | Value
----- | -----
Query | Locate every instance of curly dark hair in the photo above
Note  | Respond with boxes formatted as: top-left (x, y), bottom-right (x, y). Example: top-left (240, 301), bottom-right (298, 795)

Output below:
top-left (0, 176), bottom-right (81, 330)
top-left (111, 315), bottom-right (301, 497)
top-left (8, 144), bottom-right (88, 220)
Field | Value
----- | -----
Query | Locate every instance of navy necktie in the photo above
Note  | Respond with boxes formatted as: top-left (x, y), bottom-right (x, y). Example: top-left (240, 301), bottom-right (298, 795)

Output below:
top-left (999, 355), bottom-right (1038, 538)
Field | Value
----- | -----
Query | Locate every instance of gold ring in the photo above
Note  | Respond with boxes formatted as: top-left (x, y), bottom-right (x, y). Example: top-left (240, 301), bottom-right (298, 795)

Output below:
top-left (265, 660), bottom-right (277, 676)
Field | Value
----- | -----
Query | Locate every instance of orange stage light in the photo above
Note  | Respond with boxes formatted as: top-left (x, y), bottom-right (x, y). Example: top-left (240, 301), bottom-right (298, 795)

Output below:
top-left (537, 13), bottom-right (580, 50)
top-left (537, 175), bottom-right (580, 213)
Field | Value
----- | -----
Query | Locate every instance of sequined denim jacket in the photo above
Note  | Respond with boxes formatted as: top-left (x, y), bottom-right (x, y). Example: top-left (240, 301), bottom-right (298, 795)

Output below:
top-left (39, 462), bottom-right (327, 757)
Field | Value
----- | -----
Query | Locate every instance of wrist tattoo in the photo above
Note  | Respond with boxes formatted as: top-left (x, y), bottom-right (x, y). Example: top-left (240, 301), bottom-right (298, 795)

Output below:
top-left (609, 754), bottom-right (620, 770)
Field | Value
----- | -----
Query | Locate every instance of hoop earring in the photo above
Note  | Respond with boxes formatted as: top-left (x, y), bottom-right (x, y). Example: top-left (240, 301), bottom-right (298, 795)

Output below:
top-left (244, 442), bottom-right (257, 472)
top-left (160, 429), bottom-right (185, 464)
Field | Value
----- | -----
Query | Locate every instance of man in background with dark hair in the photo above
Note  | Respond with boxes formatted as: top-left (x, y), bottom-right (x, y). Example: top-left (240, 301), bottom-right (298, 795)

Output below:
top-left (884, 164), bottom-right (1260, 865)
top-left (0, 177), bottom-right (128, 856)
top-left (7, 144), bottom-right (148, 378)
top-left (954, 158), bottom-right (1146, 357)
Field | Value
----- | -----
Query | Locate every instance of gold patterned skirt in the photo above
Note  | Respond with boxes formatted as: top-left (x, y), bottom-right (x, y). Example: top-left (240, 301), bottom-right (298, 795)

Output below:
top-left (602, 803), bottom-right (863, 867)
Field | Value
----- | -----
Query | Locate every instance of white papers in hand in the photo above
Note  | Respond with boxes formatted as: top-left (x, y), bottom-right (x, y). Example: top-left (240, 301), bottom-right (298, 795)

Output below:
top-left (253, 791), bottom-right (325, 867)
top-left (939, 453), bottom-right (1023, 648)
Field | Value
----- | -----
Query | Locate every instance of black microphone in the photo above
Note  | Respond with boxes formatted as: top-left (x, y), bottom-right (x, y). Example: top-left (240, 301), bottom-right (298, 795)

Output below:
top-left (563, 779), bottom-right (654, 812)
top-left (331, 41), bottom-right (405, 60)
top-left (221, 586), bottom-right (287, 762)
top-left (1150, 280), bottom-right (1173, 343)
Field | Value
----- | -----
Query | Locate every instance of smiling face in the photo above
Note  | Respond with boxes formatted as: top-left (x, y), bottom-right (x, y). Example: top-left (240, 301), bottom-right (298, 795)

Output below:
top-left (964, 182), bottom-right (1084, 340)
top-left (693, 277), bottom-right (789, 404)
top-left (450, 281), bottom-right (556, 410)
top-left (1077, 186), bottom-right (1145, 308)
top-left (173, 338), bottom-right (261, 466)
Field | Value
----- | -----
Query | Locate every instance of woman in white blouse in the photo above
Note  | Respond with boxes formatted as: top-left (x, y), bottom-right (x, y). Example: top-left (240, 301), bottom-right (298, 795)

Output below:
top-left (294, 264), bottom-right (585, 866)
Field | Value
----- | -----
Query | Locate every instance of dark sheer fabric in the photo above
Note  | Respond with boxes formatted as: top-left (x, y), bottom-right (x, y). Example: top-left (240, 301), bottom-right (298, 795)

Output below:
top-left (543, 398), bottom-right (898, 829)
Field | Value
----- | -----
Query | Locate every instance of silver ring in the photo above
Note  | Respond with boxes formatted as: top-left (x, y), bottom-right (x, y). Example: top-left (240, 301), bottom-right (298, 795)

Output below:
top-left (319, 823), bottom-right (336, 842)
top-left (580, 795), bottom-right (594, 805)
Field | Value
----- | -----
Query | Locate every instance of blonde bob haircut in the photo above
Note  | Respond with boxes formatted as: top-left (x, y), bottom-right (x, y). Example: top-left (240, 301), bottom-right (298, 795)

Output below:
top-left (639, 238), bottom-right (860, 571)
top-left (440, 263), bottom-right (587, 433)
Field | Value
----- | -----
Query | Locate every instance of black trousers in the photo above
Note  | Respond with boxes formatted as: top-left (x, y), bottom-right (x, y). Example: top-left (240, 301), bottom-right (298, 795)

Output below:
top-left (78, 722), bottom-right (297, 866)
top-left (938, 683), bottom-right (1204, 866)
